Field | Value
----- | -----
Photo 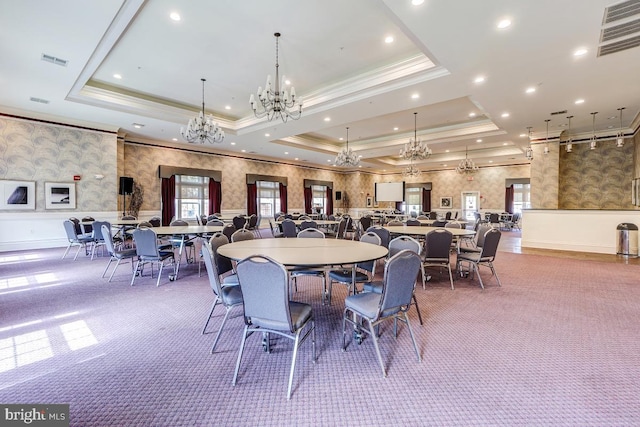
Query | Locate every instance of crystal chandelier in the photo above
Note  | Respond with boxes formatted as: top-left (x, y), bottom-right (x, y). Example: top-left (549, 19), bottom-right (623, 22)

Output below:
top-left (402, 163), bottom-right (422, 178)
top-left (400, 112), bottom-right (431, 160)
top-left (335, 127), bottom-right (360, 167)
top-left (249, 32), bottom-right (303, 123)
top-left (456, 146), bottom-right (479, 175)
top-left (617, 107), bottom-right (626, 147)
top-left (181, 78), bottom-right (224, 144)
top-left (565, 116), bottom-right (573, 153)
top-left (525, 126), bottom-right (534, 160)
top-left (543, 119), bottom-right (550, 155)
top-left (589, 112), bottom-right (598, 150)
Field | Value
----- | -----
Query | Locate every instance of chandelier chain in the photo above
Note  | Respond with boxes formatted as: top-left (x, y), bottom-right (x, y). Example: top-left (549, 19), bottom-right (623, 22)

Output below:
top-left (180, 78), bottom-right (224, 144)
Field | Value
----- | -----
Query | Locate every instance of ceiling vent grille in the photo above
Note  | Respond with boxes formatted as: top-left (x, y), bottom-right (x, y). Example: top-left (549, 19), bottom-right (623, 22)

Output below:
top-left (41, 53), bottom-right (68, 67)
top-left (604, 0), bottom-right (640, 23)
top-left (29, 97), bottom-right (50, 104)
top-left (598, 0), bottom-right (640, 56)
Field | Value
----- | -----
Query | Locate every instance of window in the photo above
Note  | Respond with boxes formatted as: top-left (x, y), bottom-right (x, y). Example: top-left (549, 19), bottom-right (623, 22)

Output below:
top-left (311, 185), bottom-right (326, 214)
top-left (257, 181), bottom-right (281, 218)
top-left (175, 175), bottom-right (209, 220)
top-left (401, 187), bottom-right (421, 215)
top-left (512, 183), bottom-right (531, 213)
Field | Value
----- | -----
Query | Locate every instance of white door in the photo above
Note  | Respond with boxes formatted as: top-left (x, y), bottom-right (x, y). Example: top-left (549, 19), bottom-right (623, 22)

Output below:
top-left (461, 191), bottom-right (480, 221)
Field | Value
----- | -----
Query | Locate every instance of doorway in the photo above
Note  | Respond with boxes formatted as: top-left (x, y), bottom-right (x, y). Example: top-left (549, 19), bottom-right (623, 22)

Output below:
top-left (461, 191), bottom-right (480, 221)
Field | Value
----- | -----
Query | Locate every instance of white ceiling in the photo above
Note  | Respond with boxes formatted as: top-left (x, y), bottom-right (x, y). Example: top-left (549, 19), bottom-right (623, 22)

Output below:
top-left (1, 0), bottom-right (639, 174)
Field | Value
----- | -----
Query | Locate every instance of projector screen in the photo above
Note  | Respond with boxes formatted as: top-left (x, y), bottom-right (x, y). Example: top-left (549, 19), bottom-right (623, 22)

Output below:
top-left (375, 182), bottom-right (405, 202)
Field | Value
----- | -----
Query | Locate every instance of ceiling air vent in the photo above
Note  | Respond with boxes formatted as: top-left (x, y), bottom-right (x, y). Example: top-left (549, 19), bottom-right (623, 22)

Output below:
top-left (604, 0), bottom-right (640, 23)
top-left (29, 97), bottom-right (50, 104)
top-left (41, 53), bottom-right (68, 67)
top-left (599, 0), bottom-right (640, 56)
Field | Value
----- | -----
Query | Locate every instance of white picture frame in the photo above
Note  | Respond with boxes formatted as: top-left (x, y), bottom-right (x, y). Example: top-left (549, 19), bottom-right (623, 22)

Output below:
top-left (0, 180), bottom-right (36, 210)
top-left (440, 196), bottom-right (452, 209)
top-left (366, 196), bottom-right (373, 208)
top-left (45, 182), bottom-right (76, 209)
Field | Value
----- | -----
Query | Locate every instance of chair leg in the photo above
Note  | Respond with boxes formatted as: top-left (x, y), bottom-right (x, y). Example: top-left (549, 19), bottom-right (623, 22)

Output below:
top-left (447, 264), bottom-right (454, 290)
top-left (108, 259), bottom-right (122, 282)
top-left (232, 325), bottom-right (250, 386)
top-left (62, 243), bottom-right (72, 260)
top-left (368, 320), bottom-right (387, 377)
top-left (287, 331), bottom-right (301, 400)
top-left (102, 258), bottom-right (114, 278)
top-left (202, 298), bottom-right (220, 334)
top-left (473, 263), bottom-right (485, 290)
top-left (211, 306), bottom-right (232, 354)
top-left (403, 312), bottom-right (421, 362)
top-left (131, 260), bottom-right (141, 286)
top-left (412, 294), bottom-right (423, 325)
top-left (489, 262), bottom-right (502, 287)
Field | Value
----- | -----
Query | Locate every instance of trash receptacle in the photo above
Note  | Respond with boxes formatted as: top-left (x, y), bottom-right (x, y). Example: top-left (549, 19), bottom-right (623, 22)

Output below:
top-left (617, 223), bottom-right (638, 256)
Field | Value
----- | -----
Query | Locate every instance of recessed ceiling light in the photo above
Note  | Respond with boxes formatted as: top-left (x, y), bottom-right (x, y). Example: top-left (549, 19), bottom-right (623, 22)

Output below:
top-left (327, 159), bottom-right (332, 162)
top-left (284, 151), bottom-right (288, 155)
top-left (132, 123), bottom-right (144, 128)
top-left (230, 142), bottom-right (236, 145)
top-left (445, 149), bottom-right (450, 153)
top-left (358, 155), bottom-right (363, 158)
top-left (113, 74), bottom-right (122, 79)
top-left (265, 133), bottom-right (270, 137)
top-left (573, 48), bottom-right (588, 56)
top-left (469, 112), bottom-right (476, 117)
top-left (501, 112), bottom-right (510, 118)
top-left (474, 76), bottom-right (485, 84)
top-left (476, 139), bottom-right (483, 143)
top-left (284, 79), bottom-right (291, 85)
top-left (575, 99), bottom-right (585, 104)
top-left (171, 138), bottom-right (177, 141)
top-left (294, 158), bottom-right (299, 161)
top-left (393, 127), bottom-right (399, 131)
top-left (339, 137), bottom-right (344, 141)
top-left (241, 149), bottom-right (246, 153)
top-left (170, 12), bottom-right (181, 21)
top-left (412, 0), bottom-right (424, 5)
top-left (503, 142), bottom-right (508, 146)
top-left (489, 160), bottom-right (494, 163)
top-left (519, 133), bottom-right (527, 137)
top-left (411, 93), bottom-right (420, 99)
top-left (497, 19), bottom-right (511, 29)
top-left (384, 36), bottom-right (394, 44)
top-left (442, 164), bottom-right (447, 167)
top-left (324, 117), bottom-right (331, 122)
top-left (526, 87), bottom-right (536, 94)
top-left (225, 105), bottom-right (231, 110)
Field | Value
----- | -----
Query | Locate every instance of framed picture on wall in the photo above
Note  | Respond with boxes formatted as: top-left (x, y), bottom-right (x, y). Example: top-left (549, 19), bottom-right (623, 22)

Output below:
top-left (0, 180), bottom-right (36, 210)
top-left (45, 182), bottom-right (76, 209)
top-left (366, 196), bottom-right (373, 208)
top-left (440, 196), bottom-right (452, 208)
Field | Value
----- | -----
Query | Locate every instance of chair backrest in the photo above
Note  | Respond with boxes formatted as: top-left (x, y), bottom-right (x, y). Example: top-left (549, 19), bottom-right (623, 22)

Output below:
top-left (222, 224), bottom-right (236, 241)
top-left (410, 211), bottom-right (418, 218)
top-left (201, 244), bottom-right (224, 298)
top-left (479, 228), bottom-right (501, 260)
top-left (445, 212), bottom-right (452, 220)
top-left (406, 218), bottom-right (421, 226)
top-left (489, 213), bottom-right (500, 224)
top-left (137, 221), bottom-right (153, 228)
top-left (299, 220), bottom-right (318, 230)
top-left (248, 214), bottom-right (258, 228)
top-left (424, 229), bottom-right (453, 259)
top-left (132, 228), bottom-right (161, 259)
top-left (68, 217), bottom-right (83, 235)
top-left (121, 215), bottom-right (136, 220)
top-left (335, 217), bottom-right (347, 239)
top-left (474, 212), bottom-right (482, 221)
top-left (233, 215), bottom-right (247, 229)
top-left (170, 219), bottom-right (188, 226)
top-left (206, 219), bottom-right (225, 227)
top-left (366, 225), bottom-right (390, 248)
top-left (432, 220), bottom-right (447, 227)
top-left (445, 221), bottom-right (462, 229)
top-left (149, 217), bottom-right (161, 227)
top-left (388, 235), bottom-right (421, 258)
top-left (281, 219), bottom-right (298, 238)
top-left (476, 224), bottom-right (493, 247)
top-left (82, 216), bottom-right (95, 233)
top-left (359, 216), bottom-right (372, 231)
top-left (512, 212), bottom-right (521, 223)
top-left (357, 232), bottom-right (382, 275)
top-left (297, 228), bottom-right (325, 238)
top-left (92, 221), bottom-right (110, 242)
top-left (429, 212), bottom-right (438, 220)
top-left (63, 220), bottom-right (79, 241)
top-left (417, 215), bottom-right (429, 220)
top-left (101, 224), bottom-right (117, 255)
top-left (378, 250), bottom-right (422, 319)
top-left (236, 255), bottom-right (293, 331)
top-left (231, 228), bottom-right (255, 242)
top-left (209, 232), bottom-right (234, 275)
top-left (454, 211), bottom-right (459, 219)
top-left (387, 220), bottom-right (403, 226)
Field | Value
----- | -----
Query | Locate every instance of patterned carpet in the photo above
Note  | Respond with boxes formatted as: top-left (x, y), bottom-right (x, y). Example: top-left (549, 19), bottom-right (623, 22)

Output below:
top-left (1, 242), bottom-right (640, 426)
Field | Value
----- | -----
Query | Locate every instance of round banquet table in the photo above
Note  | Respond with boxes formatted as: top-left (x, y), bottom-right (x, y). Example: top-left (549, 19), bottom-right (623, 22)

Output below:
top-left (383, 225), bottom-right (475, 238)
top-left (217, 238), bottom-right (388, 268)
top-left (275, 219), bottom-right (339, 226)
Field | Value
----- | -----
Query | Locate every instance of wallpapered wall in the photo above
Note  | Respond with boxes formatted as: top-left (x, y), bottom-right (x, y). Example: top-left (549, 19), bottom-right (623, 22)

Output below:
top-left (559, 138), bottom-right (635, 209)
top-left (530, 142), bottom-right (560, 209)
top-left (0, 117), bottom-right (117, 212)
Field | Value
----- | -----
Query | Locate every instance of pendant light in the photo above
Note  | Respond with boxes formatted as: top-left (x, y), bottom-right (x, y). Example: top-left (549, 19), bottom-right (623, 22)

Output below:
top-left (525, 126), bottom-right (534, 160)
top-left (543, 119), bottom-right (550, 155)
top-left (589, 112), bottom-right (598, 150)
top-left (565, 116), bottom-right (573, 153)
top-left (616, 107), bottom-right (626, 148)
